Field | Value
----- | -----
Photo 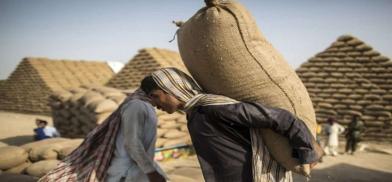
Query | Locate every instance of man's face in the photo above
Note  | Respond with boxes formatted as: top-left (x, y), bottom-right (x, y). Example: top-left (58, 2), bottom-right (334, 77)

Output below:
top-left (148, 89), bottom-right (182, 114)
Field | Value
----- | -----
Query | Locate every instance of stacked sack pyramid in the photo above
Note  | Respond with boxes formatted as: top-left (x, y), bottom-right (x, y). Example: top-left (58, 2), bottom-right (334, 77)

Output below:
top-left (0, 57), bottom-right (114, 114)
top-left (107, 48), bottom-right (187, 89)
top-left (296, 35), bottom-right (392, 142)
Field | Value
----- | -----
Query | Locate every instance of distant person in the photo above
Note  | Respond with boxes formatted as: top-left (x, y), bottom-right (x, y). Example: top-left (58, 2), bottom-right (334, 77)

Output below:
top-left (324, 117), bottom-right (345, 156)
top-left (34, 119), bottom-right (60, 141)
top-left (345, 115), bottom-right (365, 155)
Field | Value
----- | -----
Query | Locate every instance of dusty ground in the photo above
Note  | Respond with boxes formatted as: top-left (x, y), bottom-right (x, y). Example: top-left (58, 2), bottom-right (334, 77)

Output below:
top-left (1, 111), bottom-right (392, 182)
top-left (0, 111), bottom-right (52, 146)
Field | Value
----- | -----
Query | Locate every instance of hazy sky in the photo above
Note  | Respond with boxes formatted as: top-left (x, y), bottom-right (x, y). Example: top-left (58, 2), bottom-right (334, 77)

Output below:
top-left (0, 0), bottom-right (391, 79)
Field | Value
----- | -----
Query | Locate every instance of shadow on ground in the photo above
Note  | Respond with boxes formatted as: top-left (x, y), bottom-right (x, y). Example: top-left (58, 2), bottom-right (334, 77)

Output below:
top-left (294, 163), bottom-right (392, 182)
top-left (0, 135), bottom-right (34, 146)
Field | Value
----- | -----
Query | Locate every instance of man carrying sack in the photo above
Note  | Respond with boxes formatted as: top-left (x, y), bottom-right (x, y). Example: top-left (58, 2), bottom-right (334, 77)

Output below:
top-left (141, 68), bottom-right (322, 182)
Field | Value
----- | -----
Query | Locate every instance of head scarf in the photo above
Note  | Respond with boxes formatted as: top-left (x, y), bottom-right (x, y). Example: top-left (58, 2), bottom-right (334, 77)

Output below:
top-left (151, 68), bottom-right (292, 182)
top-left (39, 89), bottom-right (150, 182)
top-left (151, 67), bottom-right (238, 111)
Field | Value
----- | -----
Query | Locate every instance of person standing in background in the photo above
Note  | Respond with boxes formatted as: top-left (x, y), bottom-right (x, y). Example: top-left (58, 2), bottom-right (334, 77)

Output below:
top-left (324, 117), bottom-right (345, 156)
top-left (345, 115), bottom-right (365, 155)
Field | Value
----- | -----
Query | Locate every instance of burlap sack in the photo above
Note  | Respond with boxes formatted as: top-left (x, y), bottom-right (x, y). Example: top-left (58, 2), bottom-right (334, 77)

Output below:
top-left (26, 160), bottom-right (60, 177)
top-left (28, 139), bottom-right (83, 162)
top-left (177, 0), bottom-right (316, 173)
top-left (107, 94), bottom-right (127, 104)
top-left (57, 139), bottom-right (84, 159)
top-left (159, 121), bottom-right (180, 129)
top-left (158, 113), bottom-right (183, 121)
top-left (80, 91), bottom-right (106, 106)
top-left (163, 130), bottom-right (188, 139)
top-left (176, 116), bottom-right (187, 124)
top-left (92, 86), bottom-right (120, 94)
top-left (0, 146), bottom-right (28, 170)
top-left (4, 161), bottom-right (31, 174)
top-left (156, 138), bottom-right (167, 148)
top-left (58, 146), bottom-right (77, 160)
top-left (95, 112), bottom-right (112, 124)
top-left (88, 99), bottom-right (118, 113)
top-left (51, 90), bottom-right (72, 102)
top-left (157, 128), bottom-right (169, 138)
top-left (21, 138), bottom-right (69, 151)
top-left (179, 125), bottom-right (188, 132)
top-left (28, 142), bottom-right (68, 162)
top-left (163, 137), bottom-right (191, 147)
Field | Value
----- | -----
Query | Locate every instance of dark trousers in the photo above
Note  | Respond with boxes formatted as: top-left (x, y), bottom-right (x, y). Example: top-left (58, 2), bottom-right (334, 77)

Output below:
top-left (345, 137), bottom-right (358, 153)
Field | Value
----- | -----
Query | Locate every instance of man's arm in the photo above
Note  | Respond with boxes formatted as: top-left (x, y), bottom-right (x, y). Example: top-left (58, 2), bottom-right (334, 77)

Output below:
top-left (205, 102), bottom-right (319, 164)
top-left (121, 100), bottom-right (163, 179)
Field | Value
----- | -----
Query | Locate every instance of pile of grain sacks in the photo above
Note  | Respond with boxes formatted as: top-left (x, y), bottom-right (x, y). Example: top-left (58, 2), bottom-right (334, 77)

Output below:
top-left (155, 111), bottom-right (191, 148)
top-left (0, 138), bottom-right (82, 177)
top-left (296, 35), bottom-right (392, 142)
top-left (50, 85), bottom-right (191, 147)
top-left (0, 57), bottom-right (114, 115)
top-left (49, 86), bottom-right (126, 138)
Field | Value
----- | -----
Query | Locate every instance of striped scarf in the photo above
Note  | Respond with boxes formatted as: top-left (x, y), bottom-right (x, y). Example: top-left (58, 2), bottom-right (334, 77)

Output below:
top-left (152, 68), bottom-right (292, 182)
top-left (38, 89), bottom-right (150, 182)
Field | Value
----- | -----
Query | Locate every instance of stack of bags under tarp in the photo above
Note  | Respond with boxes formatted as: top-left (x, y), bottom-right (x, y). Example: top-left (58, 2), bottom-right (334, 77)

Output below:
top-left (0, 138), bottom-right (82, 178)
top-left (50, 86), bottom-right (192, 148)
top-left (49, 86), bottom-right (127, 138)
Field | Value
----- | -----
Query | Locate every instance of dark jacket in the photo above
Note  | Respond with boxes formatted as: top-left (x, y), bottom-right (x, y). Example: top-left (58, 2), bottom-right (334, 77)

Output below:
top-left (187, 101), bottom-right (318, 182)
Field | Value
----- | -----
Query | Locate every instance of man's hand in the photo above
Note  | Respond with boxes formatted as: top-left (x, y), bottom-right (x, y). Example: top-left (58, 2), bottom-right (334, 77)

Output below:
top-left (147, 171), bottom-right (166, 182)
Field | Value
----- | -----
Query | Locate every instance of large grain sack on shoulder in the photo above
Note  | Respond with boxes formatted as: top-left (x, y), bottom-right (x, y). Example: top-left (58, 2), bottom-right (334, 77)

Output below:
top-left (26, 160), bottom-right (60, 177)
top-left (0, 146), bottom-right (28, 170)
top-left (177, 0), bottom-right (317, 174)
top-left (4, 161), bottom-right (31, 174)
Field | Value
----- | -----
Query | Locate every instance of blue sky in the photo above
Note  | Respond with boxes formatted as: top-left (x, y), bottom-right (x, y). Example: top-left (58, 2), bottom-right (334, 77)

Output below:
top-left (0, 0), bottom-right (391, 79)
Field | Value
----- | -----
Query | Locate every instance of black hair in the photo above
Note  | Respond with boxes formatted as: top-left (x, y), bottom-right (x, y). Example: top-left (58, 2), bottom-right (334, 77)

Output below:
top-left (36, 119), bottom-right (48, 125)
top-left (140, 75), bottom-right (160, 95)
